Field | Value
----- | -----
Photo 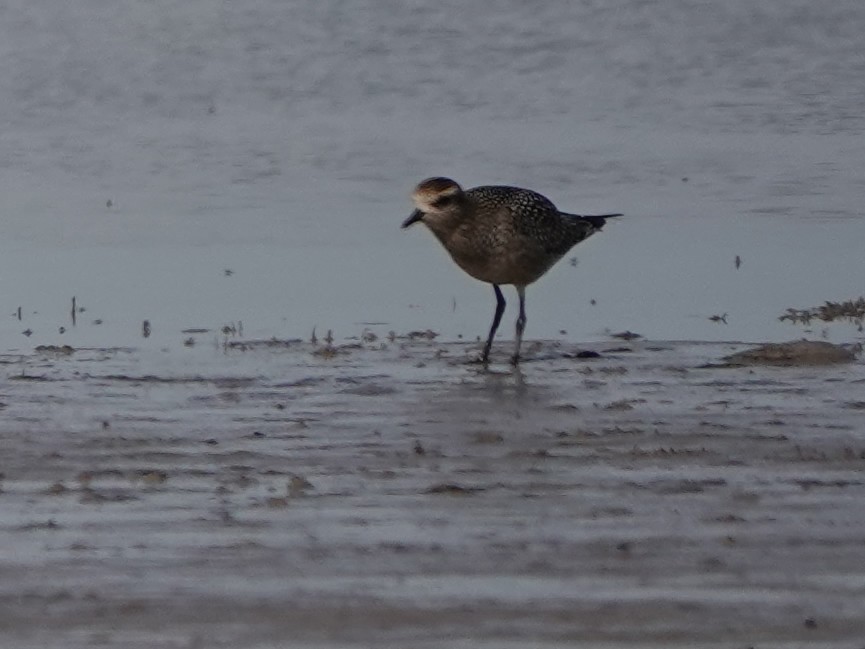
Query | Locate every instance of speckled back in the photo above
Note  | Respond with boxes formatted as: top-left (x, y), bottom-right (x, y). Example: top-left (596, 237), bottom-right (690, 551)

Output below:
top-left (466, 185), bottom-right (596, 256)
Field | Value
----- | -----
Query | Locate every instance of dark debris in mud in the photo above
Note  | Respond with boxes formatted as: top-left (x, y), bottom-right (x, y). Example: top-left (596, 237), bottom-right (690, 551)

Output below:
top-left (425, 483), bottom-right (484, 495)
top-left (88, 374), bottom-right (259, 387)
top-left (35, 345), bottom-right (76, 355)
top-left (609, 330), bottom-right (642, 340)
top-left (225, 338), bottom-right (303, 351)
top-left (9, 374), bottom-right (55, 382)
top-left (403, 329), bottom-right (439, 340)
top-left (562, 349), bottom-right (603, 359)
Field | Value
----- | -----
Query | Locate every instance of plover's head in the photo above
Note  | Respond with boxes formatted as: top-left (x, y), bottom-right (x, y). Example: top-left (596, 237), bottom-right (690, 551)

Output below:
top-left (402, 177), bottom-right (465, 229)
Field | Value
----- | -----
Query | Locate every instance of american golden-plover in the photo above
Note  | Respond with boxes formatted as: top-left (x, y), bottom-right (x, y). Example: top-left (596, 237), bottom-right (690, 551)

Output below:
top-left (402, 177), bottom-right (621, 365)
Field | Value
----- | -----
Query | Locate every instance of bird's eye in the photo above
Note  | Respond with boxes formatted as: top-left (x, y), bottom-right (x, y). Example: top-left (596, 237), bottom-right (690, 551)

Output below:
top-left (432, 195), bottom-right (452, 208)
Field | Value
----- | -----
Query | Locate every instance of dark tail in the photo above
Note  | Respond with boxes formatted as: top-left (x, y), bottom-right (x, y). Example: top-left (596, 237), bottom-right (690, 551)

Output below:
top-left (566, 212), bottom-right (623, 230)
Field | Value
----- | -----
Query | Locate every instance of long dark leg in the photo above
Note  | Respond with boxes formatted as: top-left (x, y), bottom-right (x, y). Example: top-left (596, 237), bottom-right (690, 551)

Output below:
top-left (482, 284), bottom-right (506, 364)
top-left (511, 285), bottom-right (526, 365)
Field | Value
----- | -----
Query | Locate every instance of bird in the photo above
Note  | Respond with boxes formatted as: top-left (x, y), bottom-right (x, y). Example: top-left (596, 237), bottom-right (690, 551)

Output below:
top-left (402, 177), bottom-right (621, 365)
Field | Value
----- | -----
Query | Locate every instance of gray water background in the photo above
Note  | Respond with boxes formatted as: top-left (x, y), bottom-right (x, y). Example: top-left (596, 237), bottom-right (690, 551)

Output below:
top-left (2, 0), bottom-right (864, 349)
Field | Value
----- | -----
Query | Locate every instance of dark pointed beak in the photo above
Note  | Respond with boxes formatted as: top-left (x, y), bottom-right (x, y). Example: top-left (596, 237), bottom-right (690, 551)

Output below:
top-left (401, 209), bottom-right (424, 229)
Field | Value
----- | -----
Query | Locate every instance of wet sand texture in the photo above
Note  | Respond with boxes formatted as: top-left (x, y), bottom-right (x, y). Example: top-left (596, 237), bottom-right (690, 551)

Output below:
top-left (2, 339), bottom-right (865, 647)
top-left (722, 339), bottom-right (858, 366)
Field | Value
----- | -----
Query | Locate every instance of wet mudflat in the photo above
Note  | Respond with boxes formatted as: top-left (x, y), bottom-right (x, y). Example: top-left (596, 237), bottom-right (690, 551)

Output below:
top-left (2, 338), bottom-right (864, 648)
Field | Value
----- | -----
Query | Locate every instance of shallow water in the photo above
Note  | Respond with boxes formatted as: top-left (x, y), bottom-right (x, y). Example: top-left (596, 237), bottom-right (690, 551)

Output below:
top-left (2, 0), bottom-right (864, 350)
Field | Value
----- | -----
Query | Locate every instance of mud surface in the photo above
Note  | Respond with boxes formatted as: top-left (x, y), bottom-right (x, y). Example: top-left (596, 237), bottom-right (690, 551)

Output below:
top-left (2, 339), bottom-right (865, 648)
top-left (722, 340), bottom-right (859, 367)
